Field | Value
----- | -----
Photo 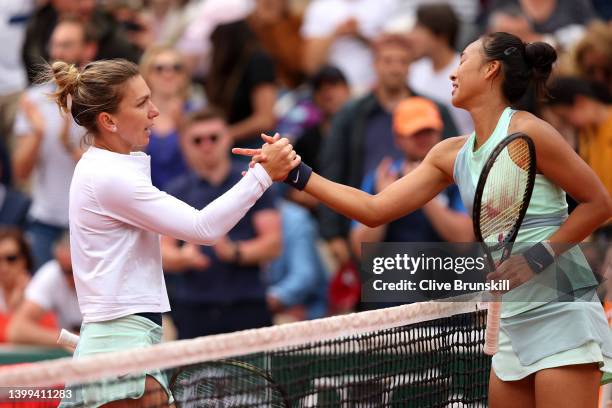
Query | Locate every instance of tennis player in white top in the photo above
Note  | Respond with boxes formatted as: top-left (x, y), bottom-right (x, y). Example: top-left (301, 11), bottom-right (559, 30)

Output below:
top-left (46, 58), bottom-right (298, 408)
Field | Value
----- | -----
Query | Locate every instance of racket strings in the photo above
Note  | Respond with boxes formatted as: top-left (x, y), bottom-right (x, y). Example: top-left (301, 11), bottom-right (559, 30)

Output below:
top-left (479, 140), bottom-right (533, 245)
top-left (481, 201), bottom-right (523, 239)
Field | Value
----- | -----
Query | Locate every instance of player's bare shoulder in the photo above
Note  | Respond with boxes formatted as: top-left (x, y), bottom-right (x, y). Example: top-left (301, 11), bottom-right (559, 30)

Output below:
top-left (509, 110), bottom-right (558, 140)
top-left (426, 135), bottom-right (471, 178)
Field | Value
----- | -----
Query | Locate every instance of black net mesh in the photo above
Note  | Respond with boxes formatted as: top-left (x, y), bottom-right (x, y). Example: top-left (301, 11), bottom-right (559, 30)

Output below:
top-left (43, 309), bottom-right (490, 408)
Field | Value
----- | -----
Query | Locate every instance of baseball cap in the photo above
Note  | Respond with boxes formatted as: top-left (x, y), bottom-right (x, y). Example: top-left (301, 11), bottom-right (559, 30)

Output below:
top-left (393, 97), bottom-right (443, 137)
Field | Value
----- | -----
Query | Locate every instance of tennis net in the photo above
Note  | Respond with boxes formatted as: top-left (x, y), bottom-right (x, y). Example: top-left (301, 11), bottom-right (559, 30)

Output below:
top-left (0, 301), bottom-right (490, 407)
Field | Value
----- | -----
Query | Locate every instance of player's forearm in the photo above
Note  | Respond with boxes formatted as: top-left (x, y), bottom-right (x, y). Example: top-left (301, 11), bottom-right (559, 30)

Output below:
top-left (304, 173), bottom-right (381, 227)
top-left (101, 164), bottom-right (272, 245)
top-left (6, 319), bottom-right (60, 347)
top-left (287, 190), bottom-right (319, 209)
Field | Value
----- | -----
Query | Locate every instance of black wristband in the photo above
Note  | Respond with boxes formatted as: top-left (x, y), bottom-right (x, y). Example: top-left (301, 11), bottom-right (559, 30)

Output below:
top-left (523, 242), bottom-right (555, 274)
top-left (284, 162), bottom-right (312, 191)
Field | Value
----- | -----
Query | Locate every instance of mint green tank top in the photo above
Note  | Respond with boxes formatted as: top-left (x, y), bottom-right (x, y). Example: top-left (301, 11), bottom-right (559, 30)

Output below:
top-left (453, 107), bottom-right (598, 317)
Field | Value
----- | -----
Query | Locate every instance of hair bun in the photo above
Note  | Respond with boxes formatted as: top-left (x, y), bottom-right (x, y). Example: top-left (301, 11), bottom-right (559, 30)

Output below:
top-left (50, 61), bottom-right (80, 114)
top-left (525, 42), bottom-right (557, 81)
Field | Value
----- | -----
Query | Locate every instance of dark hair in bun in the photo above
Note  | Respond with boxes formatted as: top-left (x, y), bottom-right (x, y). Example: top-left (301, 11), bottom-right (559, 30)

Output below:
top-left (481, 32), bottom-right (557, 106)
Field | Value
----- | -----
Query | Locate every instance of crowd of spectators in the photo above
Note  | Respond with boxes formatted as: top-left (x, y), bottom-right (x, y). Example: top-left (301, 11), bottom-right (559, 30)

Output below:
top-left (0, 0), bottom-right (609, 346)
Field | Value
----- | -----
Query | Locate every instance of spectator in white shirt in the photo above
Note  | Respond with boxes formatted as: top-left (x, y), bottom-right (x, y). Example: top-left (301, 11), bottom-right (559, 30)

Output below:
top-left (12, 17), bottom-right (96, 269)
top-left (7, 233), bottom-right (81, 347)
top-left (301, 0), bottom-right (398, 95)
top-left (408, 4), bottom-right (474, 135)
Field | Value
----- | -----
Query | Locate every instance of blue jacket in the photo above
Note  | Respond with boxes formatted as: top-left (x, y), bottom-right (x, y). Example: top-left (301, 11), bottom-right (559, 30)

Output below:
top-left (267, 201), bottom-right (329, 319)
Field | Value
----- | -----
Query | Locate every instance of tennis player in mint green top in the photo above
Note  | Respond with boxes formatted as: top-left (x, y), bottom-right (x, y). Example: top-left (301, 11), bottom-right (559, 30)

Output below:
top-left (238, 32), bottom-right (612, 408)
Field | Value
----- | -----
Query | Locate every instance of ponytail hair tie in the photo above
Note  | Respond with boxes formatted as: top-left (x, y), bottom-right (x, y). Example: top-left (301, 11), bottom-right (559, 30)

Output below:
top-left (503, 46), bottom-right (517, 56)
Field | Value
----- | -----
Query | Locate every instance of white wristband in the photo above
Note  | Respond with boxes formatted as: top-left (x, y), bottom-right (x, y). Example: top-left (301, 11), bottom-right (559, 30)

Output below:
top-left (57, 329), bottom-right (80, 348)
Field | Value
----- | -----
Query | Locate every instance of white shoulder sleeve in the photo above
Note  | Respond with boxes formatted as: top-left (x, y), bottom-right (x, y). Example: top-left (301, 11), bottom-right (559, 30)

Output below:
top-left (95, 163), bottom-right (272, 245)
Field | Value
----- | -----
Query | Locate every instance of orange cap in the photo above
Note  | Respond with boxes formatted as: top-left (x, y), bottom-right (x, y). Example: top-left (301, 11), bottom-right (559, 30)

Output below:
top-left (393, 97), bottom-right (443, 137)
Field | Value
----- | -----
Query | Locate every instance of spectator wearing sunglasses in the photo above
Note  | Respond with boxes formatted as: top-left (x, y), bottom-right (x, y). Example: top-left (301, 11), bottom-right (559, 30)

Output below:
top-left (161, 108), bottom-right (280, 339)
top-left (7, 232), bottom-right (81, 347)
top-left (0, 228), bottom-right (32, 342)
top-left (140, 45), bottom-right (203, 191)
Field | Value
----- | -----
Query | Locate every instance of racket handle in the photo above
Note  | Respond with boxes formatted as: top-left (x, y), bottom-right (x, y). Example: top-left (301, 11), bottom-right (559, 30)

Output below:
top-left (57, 329), bottom-right (80, 348)
top-left (484, 298), bottom-right (502, 356)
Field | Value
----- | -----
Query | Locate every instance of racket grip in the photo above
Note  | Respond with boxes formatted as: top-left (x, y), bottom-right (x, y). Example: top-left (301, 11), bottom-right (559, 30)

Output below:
top-left (57, 329), bottom-right (80, 348)
top-left (484, 299), bottom-right (502, 356)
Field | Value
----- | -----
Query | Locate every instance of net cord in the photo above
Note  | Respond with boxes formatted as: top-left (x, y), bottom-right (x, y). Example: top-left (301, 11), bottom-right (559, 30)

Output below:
top-left (0, 301), bottom-right (485, 388)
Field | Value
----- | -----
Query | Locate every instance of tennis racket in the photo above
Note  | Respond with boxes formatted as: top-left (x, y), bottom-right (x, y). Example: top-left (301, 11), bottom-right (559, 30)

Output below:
top-left (170, 359), bottom-right (290, 408)
top-left (473, 132), bottom-right (536, 356)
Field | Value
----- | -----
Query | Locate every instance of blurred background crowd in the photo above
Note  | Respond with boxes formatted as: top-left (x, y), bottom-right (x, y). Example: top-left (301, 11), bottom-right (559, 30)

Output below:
top-left (0, 0), bottom-right (610, 346)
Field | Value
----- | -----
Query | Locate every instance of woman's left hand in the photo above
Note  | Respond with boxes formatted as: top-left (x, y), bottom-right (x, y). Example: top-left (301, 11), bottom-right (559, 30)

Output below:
top-left (486, 254), bottom-right (535, 293)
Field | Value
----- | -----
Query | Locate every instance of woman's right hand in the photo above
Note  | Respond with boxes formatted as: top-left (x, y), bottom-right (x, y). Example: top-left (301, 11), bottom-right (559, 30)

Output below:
top-left (257, 137), bottom-right (301, 181)
top-left (233, 133), bottom-right (280, 170)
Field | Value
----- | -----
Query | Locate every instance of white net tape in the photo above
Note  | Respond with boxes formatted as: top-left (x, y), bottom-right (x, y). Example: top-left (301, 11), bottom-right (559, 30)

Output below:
top-left (0, 300), bottom-right (486, 388)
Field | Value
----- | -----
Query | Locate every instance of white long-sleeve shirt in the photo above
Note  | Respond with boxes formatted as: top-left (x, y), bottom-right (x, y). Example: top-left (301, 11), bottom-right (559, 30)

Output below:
top-left (69, 147), bottom-right (272, 322)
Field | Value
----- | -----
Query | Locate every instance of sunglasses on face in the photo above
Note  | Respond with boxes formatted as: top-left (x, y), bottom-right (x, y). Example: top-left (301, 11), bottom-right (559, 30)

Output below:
top-left (191, 133), bottom-right (221, 145)
top-left (0, 253), bottom-right (20, 264)
top-left (153, 63), bottom-right (184, 74)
